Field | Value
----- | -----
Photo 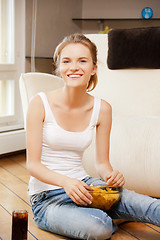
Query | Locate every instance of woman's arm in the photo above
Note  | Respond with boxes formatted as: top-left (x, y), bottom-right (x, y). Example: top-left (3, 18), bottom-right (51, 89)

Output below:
top-left (26, 95), bottom-right (66, 186)
top-left (26, 95), bottom-right (92, 205)
top-left (96, 100), bottom-right (125, 187)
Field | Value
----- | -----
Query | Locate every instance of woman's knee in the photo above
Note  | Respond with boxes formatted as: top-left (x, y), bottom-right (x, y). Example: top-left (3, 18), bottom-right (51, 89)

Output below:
top-left (85, 214), bottom-right (113, 240)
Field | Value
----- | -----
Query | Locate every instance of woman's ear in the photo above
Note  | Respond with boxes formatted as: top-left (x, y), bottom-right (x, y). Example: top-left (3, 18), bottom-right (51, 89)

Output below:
top-left (91, 65), bottom-right (97, 76)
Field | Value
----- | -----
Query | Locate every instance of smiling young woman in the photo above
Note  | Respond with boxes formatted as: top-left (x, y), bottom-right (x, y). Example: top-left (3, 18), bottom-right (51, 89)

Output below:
top-left (26, 33), bottom-right (160, 240)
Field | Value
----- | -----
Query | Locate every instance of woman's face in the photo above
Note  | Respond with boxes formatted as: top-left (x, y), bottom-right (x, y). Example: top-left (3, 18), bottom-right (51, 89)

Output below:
top-left (59, 43), bottom-right (97, 89)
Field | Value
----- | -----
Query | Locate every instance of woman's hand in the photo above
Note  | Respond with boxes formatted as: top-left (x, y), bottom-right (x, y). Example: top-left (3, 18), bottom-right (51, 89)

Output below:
top-left (106, 170), bottom-right (125, 187)
top-left (63, 178), bottom-right (93, 206)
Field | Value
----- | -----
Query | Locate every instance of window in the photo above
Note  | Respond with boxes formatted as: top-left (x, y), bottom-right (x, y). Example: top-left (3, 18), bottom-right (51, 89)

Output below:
top-left (0, 0), bottom-right (25, 131)
top-left (0, 0), bottom-right (14, 64)
top-left (0, 79), bottom-right (14, 116)
top-left (0, 0), bottom-right (15, 125)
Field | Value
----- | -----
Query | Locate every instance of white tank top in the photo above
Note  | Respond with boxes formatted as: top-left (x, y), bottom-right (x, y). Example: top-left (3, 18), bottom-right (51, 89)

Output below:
top-left (28, 92), bottom-right (101, 195)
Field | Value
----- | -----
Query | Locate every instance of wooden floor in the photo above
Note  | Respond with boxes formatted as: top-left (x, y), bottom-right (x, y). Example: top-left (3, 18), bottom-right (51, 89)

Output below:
top-left (0, 152), bottom-right (160, 240)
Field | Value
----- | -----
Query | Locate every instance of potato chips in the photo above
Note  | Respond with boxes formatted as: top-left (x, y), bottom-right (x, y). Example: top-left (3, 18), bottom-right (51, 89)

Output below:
top-left (89, 185), bottom-right (121, 211)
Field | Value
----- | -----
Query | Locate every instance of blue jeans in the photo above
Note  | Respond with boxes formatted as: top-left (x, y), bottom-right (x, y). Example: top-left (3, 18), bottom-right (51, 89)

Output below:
top-left (30, 177), bottom-right (160, 240)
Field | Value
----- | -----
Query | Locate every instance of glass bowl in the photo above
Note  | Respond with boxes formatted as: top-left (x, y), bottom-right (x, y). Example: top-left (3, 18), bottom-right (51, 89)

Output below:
top-left (88, 185), bottom-right (123, 211)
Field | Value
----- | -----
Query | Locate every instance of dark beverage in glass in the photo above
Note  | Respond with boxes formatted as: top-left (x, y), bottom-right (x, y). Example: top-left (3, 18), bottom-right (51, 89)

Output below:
top-left (11, 210), bottom-right (28, 240)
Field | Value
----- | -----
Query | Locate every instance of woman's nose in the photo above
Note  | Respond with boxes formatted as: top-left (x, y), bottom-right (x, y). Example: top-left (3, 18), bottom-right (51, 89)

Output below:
top-left (70, 62), bottom-right (79, 70)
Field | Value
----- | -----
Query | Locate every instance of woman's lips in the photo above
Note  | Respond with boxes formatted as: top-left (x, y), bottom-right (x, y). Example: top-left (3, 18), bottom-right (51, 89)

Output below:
top-left (67, 74), bottom-right (83, 78)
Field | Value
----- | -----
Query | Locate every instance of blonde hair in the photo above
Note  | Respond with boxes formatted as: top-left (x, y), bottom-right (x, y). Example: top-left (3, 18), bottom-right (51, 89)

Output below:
top-left (53, 33), bottom-right (98, 92)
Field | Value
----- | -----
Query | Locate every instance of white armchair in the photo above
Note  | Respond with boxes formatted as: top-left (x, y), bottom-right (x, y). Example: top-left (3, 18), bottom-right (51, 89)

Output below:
top-left (19, 34), bottom-right (160, 198)
top-left (19, 72), bottom-right (64, 129)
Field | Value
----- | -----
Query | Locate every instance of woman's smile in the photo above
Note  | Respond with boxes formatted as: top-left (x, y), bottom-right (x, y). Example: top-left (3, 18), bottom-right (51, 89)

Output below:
top-left (67, 74), bottom-right (83, 79)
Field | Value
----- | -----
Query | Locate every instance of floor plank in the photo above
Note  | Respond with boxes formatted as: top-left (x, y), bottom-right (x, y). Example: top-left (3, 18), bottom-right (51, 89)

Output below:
top-left (111, 226), bottom-right (136, 239)
top-left (120, 222), bottom-right (160, 240)
top-left (145, 223), bottom-right (160, 233)
top-left (7, 152), bottom-right (27, 168)
top-left (0, 166), bottom-right (30, 205)
top-left (0, 205), bottom-right (12, 240)
top-left (0, 157), bottom-right (30, 183)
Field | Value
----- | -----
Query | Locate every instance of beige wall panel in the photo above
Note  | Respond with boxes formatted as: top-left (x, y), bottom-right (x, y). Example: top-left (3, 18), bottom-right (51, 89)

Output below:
top-left (26, 0), bottom-right (82, 58)
top-left (82, 0), bottom-right (160, 19)
top-left (25, 58), bottom-right (53, 74)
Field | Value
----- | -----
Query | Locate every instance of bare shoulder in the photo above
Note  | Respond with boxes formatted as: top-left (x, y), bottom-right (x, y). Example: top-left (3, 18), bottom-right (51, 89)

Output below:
top-left (100, 99), bottom-right (112, 115)
top-left (97, 99), bottom-right (112, 127)
top-left (27, 95), bottom-right (45, 121)
top-left (28, 94), bottom-right (43, 110)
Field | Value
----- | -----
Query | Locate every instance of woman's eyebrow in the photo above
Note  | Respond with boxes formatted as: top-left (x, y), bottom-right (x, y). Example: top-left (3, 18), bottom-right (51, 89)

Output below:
top-left (61, 56), bottom-right (90, 61)
top-left (78, 57), bottom-right (89, 60)
top-left (61, 57), bottom-right (70, 60)
top-left (79, 56), bottom-right (89, 59)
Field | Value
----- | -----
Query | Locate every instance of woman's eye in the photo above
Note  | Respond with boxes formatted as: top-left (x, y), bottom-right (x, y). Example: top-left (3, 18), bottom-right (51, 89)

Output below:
top-left (80, 60), bottom-right (86, 63)
top-left (63, 60), bottom-right (69, 63)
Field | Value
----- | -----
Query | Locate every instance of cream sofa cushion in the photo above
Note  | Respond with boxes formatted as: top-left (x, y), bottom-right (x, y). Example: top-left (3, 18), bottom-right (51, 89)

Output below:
top-left (110, 115), bottom-right (160, 197)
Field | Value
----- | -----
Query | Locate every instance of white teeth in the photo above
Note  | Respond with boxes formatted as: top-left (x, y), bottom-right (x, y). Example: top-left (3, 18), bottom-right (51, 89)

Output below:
top-left (68, 74), bottom-right (82, 78)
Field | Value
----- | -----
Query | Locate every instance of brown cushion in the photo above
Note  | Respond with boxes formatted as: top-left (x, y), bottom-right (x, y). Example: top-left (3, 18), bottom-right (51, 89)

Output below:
top-left (107, 27), bottom-right (160, 69)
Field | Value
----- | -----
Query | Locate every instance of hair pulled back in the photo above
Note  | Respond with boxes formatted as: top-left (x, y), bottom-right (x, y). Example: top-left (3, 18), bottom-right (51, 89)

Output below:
top-left (53, 33), bottom-right (98, 92)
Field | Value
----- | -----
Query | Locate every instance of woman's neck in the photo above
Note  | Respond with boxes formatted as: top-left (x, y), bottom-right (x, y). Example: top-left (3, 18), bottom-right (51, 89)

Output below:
top-left (62, 85), bottom-right (89, 109)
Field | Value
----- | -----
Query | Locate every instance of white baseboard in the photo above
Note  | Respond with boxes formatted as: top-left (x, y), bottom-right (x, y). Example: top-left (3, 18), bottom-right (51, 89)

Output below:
top-left (0, 129), bottom-right (26, 155)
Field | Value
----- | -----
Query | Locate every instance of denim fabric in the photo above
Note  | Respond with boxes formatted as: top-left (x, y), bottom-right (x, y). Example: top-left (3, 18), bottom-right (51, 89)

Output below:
top-left (30, 177), bottom-right (160, 240)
